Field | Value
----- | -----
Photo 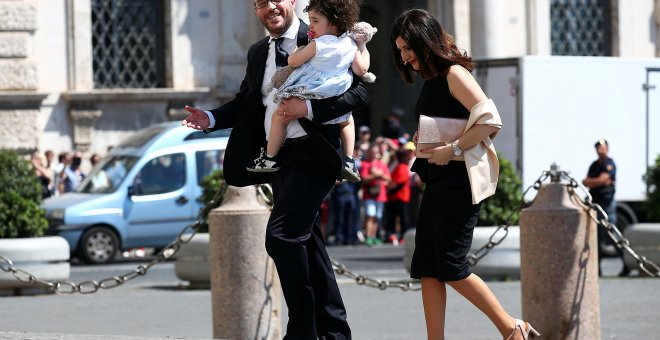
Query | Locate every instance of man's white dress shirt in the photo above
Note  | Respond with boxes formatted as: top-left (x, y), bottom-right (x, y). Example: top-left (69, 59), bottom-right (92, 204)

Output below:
top-left (206, 18), bottom-right (313, 141)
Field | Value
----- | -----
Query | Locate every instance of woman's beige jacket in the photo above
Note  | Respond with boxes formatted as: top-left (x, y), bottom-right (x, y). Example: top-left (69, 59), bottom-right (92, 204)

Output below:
top-left (462, 99), bottom-right (502, 204)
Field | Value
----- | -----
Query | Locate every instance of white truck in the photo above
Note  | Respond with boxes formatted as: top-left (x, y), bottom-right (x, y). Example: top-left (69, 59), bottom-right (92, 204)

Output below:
top-left (474, 56), bottom-right (660, 228)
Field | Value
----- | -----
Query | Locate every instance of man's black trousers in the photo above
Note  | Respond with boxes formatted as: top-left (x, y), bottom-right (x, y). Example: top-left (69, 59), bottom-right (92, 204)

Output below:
top-left (265, 139), bottom-right (351, 340)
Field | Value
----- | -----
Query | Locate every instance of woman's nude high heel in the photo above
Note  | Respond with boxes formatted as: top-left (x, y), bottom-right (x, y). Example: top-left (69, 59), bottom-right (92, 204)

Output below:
top-left (505, 319), bottom-right (540, 340)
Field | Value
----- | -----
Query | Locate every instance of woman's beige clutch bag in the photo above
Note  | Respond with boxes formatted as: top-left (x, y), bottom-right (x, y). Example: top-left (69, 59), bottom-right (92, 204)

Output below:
top-left (416, 115), bottom-right (467, 159)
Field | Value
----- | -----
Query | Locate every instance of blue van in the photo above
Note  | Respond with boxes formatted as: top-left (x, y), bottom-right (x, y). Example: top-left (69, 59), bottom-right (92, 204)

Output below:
top-left (42, 122), bottom-right (229, 264)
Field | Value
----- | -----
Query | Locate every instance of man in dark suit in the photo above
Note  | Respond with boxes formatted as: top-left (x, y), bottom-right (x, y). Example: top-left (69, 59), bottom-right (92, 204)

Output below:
top-left (182, 0), bottom-right (367, 339)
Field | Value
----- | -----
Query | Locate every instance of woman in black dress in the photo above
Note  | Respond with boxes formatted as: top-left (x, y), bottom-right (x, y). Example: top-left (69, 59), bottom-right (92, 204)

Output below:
top-left (391, 9), bottom-right (538, 340)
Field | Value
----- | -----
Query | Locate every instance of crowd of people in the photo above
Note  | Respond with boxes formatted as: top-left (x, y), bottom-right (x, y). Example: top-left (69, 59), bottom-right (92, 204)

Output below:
top-left (322, 109), bottom-right (423, 247)
top-left (31, 149), bottom-right (104, 199)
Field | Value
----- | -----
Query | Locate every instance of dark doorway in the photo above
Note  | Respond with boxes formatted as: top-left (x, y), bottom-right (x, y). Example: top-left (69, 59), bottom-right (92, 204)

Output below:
top-left (358, 0), bottom-right (427, 138)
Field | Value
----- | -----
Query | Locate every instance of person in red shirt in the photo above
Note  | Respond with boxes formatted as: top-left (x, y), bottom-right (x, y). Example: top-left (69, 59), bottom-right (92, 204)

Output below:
top-left (384, 149), bottom-right (412, 245)
top-left (360, 144), bottom-right (390, 246)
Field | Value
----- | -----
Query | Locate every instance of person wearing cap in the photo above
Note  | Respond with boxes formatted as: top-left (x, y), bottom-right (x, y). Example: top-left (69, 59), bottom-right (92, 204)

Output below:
top-left (357, 125), bottom-right (372, 152)
top-left (402, 141), bottom-right (416, 154)
top-left (582, 139), bottom-right (630, 277)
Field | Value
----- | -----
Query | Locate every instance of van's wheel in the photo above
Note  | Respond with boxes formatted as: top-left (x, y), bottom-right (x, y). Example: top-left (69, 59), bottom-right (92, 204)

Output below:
top-left (78, 227), bottom-right (119, 264)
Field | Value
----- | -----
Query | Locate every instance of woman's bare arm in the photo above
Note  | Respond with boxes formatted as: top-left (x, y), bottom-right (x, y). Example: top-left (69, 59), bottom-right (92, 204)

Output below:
top-left (447, 65), bottom-right (500, 150)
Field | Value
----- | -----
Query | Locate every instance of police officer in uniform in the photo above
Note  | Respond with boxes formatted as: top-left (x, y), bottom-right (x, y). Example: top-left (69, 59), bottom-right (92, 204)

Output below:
top-left (582, 139), bottom-right (630, 276)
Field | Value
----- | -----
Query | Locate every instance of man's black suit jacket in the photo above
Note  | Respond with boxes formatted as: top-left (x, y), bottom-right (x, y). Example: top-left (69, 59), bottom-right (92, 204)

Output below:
top-left (209, 19), bottom-right (368, 187)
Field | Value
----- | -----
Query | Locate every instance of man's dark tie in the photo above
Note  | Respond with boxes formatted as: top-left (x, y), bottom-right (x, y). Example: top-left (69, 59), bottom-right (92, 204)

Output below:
top-left (274, 37), bottom-right (289, 67)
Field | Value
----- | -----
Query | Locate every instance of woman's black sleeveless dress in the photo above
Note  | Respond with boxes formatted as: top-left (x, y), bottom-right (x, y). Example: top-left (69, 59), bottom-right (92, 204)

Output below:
top-left (410, 74), bottom-right (482, 282)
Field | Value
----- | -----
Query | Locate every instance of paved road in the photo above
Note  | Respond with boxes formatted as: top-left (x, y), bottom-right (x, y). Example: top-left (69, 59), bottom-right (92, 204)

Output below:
top-left (1, 245), bottom-right (658, 339)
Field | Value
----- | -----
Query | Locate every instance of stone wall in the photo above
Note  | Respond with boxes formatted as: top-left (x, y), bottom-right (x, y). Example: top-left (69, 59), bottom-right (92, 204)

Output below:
top-left (0, 0), bottom-right (37, 90)
top-left (0, 1), bottom-right (42, 154)
top-left (0, 33), bottom-right (28, 57)
top-left (1, 1), bottom-right (658, 157)
top-left (0, 108), bottom-right (39, 153)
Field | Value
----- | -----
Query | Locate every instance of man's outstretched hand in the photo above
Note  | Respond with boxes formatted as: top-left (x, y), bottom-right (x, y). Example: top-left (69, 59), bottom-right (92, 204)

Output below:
top-left (181, 105), bottom-right (210, 130)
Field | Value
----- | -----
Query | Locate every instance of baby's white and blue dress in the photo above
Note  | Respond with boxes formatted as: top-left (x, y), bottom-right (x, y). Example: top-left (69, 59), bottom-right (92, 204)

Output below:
top-left (273, 33), bottom-right (356, 125)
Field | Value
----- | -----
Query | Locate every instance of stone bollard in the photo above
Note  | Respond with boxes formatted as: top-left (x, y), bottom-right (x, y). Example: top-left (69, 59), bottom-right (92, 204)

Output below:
top-left (519, 180), bottom-right (601, 339)
top-left (208, 185), bottom-right (281, 340)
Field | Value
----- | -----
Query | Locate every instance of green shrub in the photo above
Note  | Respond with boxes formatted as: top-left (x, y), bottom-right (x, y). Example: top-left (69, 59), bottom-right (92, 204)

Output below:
top-left (646, 154), bottom-right (660, 222)
top-left (479, 154), bottom-right (523, 226)
top-left (196, 169), bottom-right (226, 233)
top-left (0, 149), bottom-right (48, 238)
top-left (196, 169), bottom-right (274, 233)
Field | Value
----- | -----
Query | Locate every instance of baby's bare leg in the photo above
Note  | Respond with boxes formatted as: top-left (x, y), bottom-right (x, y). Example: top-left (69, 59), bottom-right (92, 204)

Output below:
top-left (339, 115), bottom-right (355, 158)
top-left (268, 111), bottom-right (288, 157)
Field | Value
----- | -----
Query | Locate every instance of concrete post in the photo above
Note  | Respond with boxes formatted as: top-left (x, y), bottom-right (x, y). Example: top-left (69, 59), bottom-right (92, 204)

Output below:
top-left (208, 185), bottom-right (281, 340)
top-left (519, 181), bottom-right (601, 339)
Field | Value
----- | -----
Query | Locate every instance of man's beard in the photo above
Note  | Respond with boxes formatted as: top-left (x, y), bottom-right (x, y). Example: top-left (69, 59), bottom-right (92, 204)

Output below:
top-left (261, 12), bottom-right (294, 37)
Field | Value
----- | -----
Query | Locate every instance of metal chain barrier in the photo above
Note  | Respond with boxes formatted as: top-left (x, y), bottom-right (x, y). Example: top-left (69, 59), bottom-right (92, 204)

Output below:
top-left (3, 169), bottom-right (658, 295)
top-left (561, 172), bottom-right (660, 277)
top-left (467, 171), bottom-right (550, 266)
top-left (0, 184), bottom-right (228, 294)
top-left (468, 167), bottom-right (660, 277)
top-left (270, 183), bottom-right (421, 291)
top-left (331, 259), bottom-right (421, 291)
top-left (328, 172), bottom-right (554, 291)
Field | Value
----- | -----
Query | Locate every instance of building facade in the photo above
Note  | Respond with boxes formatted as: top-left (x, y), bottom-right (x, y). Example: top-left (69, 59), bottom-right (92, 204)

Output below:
top-left (0, 0), bottom-right (658, 157)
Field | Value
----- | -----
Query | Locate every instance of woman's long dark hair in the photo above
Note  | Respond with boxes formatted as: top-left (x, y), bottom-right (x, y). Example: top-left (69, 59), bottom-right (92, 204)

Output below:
top-left (391, 8), bottom-right (472, 84)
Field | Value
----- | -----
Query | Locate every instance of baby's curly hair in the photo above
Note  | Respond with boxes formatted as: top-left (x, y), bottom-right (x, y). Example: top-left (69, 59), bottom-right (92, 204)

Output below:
top-left (304, 0), bottom-right (361, 35)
